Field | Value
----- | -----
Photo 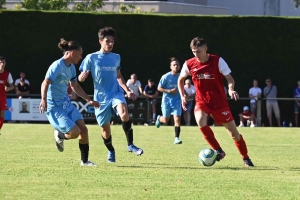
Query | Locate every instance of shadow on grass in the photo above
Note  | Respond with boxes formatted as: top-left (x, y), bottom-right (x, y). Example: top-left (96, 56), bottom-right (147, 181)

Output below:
top-left (117, 165), bottom-right (280, 171)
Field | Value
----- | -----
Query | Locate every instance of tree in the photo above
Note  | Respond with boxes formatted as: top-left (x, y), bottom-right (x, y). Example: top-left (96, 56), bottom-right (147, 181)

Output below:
top-left (0, 0), bottom-right (6, 9)
top-left (21, 0), bottom-right (72, 10)
top-left (293, 0), bottom-right (300, 8)
top-left (72, 0), bottom-right (104, 11)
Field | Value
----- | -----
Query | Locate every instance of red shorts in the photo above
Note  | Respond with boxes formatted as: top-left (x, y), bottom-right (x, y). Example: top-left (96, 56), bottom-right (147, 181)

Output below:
top-left (0, 97), bottom-right (8, 110)
top-left (194, 102), bottom-right (233, 125)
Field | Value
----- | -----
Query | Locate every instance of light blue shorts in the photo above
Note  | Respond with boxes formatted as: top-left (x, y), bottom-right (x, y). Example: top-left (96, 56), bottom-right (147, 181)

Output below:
top-left (95, 93), bottom-right (126, 126)
top-left (161, 102), bottom-right (182, 118)
top-left (46, 102), bottom-right (83, 134)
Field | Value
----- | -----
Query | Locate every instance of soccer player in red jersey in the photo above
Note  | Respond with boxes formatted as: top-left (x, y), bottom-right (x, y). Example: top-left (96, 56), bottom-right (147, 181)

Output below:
top-left (0, 56), bottom-right (14, 132)
top-left (178, 38), bottom-right (254, 167)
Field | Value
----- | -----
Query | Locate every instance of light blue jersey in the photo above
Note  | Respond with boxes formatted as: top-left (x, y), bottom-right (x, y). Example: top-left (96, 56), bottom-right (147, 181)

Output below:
top-left (158, 72), bottom-right (181, 117)
top-left (45, 58), bottom-right (83, 133)
top-left (46, 58), bottom-right (77, 108)
top-left (80, 51), bottom-right (126, 126)
top-left (79, 52), bottom-right (123, 103)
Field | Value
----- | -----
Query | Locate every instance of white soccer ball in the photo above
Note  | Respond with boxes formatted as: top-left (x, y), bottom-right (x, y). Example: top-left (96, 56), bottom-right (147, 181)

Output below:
top-left (198, 148), bottom-right (217, 167)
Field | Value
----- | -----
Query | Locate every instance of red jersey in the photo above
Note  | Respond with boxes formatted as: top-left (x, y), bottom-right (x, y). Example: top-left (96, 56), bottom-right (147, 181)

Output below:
top-left (241, 111), bottom-right (253, 117)
top-left (0, 70), bottom-right (10, 98)
top-left (184, 54), bottom-right (230, 110)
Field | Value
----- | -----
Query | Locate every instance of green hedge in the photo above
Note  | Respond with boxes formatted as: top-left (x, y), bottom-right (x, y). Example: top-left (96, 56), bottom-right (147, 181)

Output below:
top-left (1, 11), bottom-right (300, 124)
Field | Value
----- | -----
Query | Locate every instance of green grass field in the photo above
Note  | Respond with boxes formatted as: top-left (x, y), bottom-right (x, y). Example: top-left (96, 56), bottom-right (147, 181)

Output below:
top-left (0, 124), bottom-right (300, 200)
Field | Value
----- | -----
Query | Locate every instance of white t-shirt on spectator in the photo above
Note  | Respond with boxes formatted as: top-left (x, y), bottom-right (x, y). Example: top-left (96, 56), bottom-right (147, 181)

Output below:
top-left (184, 85), bottom-right (195, 101)
top-left (15, 78), bottom-right (30, 86)
top-left (249, 87), bottom-right (262, 103)
top-left (126, 80), bottom-right (142, 97)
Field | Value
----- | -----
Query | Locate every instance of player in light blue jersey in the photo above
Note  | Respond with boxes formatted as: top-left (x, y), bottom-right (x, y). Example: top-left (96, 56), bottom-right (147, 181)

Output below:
top-left (156, 57), bottom-right (183, 144)
top-left (39, 38), bottom-right (100, 166)
top-left (78, 27), bottom-right (143, 163)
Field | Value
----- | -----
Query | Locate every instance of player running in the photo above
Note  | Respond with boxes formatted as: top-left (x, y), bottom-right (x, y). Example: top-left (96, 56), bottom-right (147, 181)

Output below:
top-left (155, 57), bottom-right (183, 145)
top-left (0, 56), bottom-right (14, 133)
top-left (39, 39), bottom-right (99, 166)
top-left (178, 37), bottom-right (254, 167)
top-left (78, 27), bottom-right (143, 163)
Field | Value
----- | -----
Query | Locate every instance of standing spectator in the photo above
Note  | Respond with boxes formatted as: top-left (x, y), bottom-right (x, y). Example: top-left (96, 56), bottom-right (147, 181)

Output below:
top-left (183, 79), bottom-right (195, 126)
top-left (249, 79), bottom-right (262, 118)
top-left (238, 106), bottom-right (255, 128)
top-left (15, 72), bottom-right (29, 93)
top-left (0, 56), bottom-right (14, 132)
top-left (16, 77), bottom-right (30, 99)
top-left (263, 78), bottom-right (281, 127)
top-left (143, 79), bottom-right (159, 124)
top-left (293, 80), bottom-right (300, 127)
top-left (126, 74), bottom-right (143, 97)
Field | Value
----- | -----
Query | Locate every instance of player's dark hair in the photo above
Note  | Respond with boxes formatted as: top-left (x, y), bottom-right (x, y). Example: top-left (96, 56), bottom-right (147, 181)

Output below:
top-left (170, 57), bottom-right (179, 65)
top-left (98, 27), bottom-right (117, 40)
top-left (190, 37), bottom-right (207, 49)
top-left (0, 56), bottom-right (6, 61)
top-left (58, 38), bottom-right (81, 54)
top-left (148, 79), bottom-right (153, 82)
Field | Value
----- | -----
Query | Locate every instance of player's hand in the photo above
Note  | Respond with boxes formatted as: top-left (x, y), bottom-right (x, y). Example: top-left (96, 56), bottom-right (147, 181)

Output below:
top-left (88, 100), bottom-right (100, 108)
top-left (168, 88), bottom-right (177, 94)
top-left (39, 100), bottom-right (47, 113)
top-left (127, 92), bottom-right (137, 101)
top-left (4, 86), bottom-right (10, 92)
top-left (229, 89), bottom-right (239, 101)
top-left (181, 95), bottom-right (188, 111)
top-left (79, 70), bottom-right (90, 81)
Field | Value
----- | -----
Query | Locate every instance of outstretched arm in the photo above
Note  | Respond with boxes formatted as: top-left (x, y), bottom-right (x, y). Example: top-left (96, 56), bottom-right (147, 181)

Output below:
top-left (224, 74), bottom-right (239, 101)
top-left (70, 81), bottom-right (99, 108)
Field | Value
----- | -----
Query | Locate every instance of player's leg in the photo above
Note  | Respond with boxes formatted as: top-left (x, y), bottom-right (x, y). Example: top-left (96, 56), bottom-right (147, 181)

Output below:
top-left (113, 95), bottom-right (143, 156)
top-left (294, 103), bottom-right (299, 127)
top-left (266, 102), bottom-right (273, 126)
top-left (0, 97), bottom-right (7, 131)
top-left (273, 102), bottom-right (281, 127)
top-left (222, 121), bottom-right (254, 167)
top-left (151, 100), bottom-right (157, 124)
top-left (195, 108), bottom-right (224, 161)
top-left (95, 104), bottom-right (116, 163)
top-left (171, 104), bottom-right (182, 144)
top-left (155, 103), bottom-right (171, 128)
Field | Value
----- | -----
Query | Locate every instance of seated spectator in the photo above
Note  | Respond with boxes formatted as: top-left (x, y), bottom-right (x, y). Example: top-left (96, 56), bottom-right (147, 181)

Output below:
top-left (126, 74), bottom-right (143, 97)
top-left (16, 78), bottom-right (30, 98)
top-left (239, 106), bottom-right (255, 128)
top-left (15, 72), bottom-right (29, 93)
top-left (143, 79), bottom-right (159, 124)
top-left (183, 79), bottom-right (195, 126)
top-left (293, 80), bottom-right (300, 127)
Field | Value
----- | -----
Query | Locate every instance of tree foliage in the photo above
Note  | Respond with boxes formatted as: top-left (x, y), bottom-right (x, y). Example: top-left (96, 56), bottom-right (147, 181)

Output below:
top-left (293, 0), bottom-right (300, 8)
top-left (73, 0), bottom-right (104, 11)
top-left (0, 0), bottom-right (6, 9)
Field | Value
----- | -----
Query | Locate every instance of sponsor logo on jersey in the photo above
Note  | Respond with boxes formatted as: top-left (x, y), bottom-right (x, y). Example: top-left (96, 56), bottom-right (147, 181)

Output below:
top-left (196, 74), bottom-right (215, 79)
top-left (99, 66), bottom-right (116, 71)
top-left (222, 111), bottom-right (230, 115)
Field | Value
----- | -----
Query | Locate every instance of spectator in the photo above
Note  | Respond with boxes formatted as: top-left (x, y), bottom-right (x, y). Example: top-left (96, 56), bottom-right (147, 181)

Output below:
top-left (183, 79), bottom-right (195, 126)
top-left (293, 80), bottom-right (300, 127)
top-left (249, 79), bottom-right (262, 118)
top-left (20, 102), bottom-right (30, 113)
top-left (238, 106), bottom-right (255, 128)
top-left (126, 74), bottom-right (143, 97)
top-left (15, 72), bottom-right (29, 93)
top-left (143, 79), bottom-right (159, 124)
top-left (16, 77), bottom-right (30, 99)
top-left (263, 78), bottom-right (281, 127)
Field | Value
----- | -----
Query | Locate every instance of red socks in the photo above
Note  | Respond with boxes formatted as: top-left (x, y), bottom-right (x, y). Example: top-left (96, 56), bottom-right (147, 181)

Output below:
top-left (199, 125), bottom-right (220, 150)
top-left (234, 135), bottom-right (249, 159)
top-left (0, 117), bottom-right (4, 130)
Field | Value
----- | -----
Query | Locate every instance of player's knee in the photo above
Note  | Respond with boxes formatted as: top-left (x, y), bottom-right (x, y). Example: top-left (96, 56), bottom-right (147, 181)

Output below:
top-left (69, 126), bottom-right (81, 139)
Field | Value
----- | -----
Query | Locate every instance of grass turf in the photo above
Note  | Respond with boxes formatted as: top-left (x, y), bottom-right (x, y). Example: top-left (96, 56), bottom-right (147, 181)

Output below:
top-left (0, 124), bottom-right (300, 199)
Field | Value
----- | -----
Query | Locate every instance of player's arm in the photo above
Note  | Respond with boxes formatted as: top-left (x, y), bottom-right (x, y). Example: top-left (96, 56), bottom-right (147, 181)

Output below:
top-left (5, 73), bottom-right (14, 92)
top-left (143, 87), bottom-right (151, 98)
top-left (70, 81), bottom-right (99, 108)
top-left (78, 55), bottom-right (92, 82)
top-left (178, 62), bottom-right (190, 110)
top-left (117, 70), bottom-right (137, 100)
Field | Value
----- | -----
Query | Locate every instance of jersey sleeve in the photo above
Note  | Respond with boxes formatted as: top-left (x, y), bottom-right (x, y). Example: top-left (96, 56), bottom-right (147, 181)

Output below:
top-left (126, 80), bottom-right (130, 86)
top-left (116, 55), bottom-right (121, 70)
top-left (180, 62), bottom-right (190, 77)
top-left (158, 75), bottom-right (166, 88)
top-left (143, 85), bottom-right (148, 92)
top-left (70, 65), bottom-right (77, 82)
top-left (45, 62), bottom-right (61, 83)
top-left (7, 73), bottom-right (13, 84)
top-left (137, 80), bottom-right (142, 87)
top-left (79, 54), bottom-right (92, 72)
top-left (218, 57), bottom-right (231, 75)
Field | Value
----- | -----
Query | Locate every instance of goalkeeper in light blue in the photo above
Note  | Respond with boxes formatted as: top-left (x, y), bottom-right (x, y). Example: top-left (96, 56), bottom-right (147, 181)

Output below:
top-left (79, 27), bottom-right (143, 163)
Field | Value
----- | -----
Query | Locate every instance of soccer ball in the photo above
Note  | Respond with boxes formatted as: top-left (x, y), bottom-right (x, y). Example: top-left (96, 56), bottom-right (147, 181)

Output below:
top-left (198, 148), bottom-right (217, 167)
